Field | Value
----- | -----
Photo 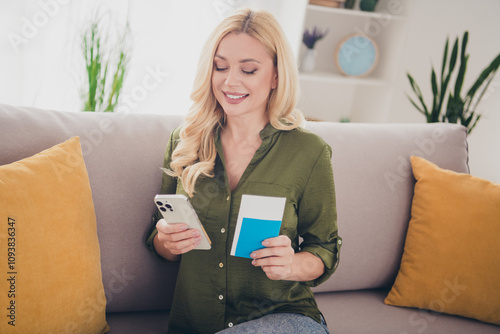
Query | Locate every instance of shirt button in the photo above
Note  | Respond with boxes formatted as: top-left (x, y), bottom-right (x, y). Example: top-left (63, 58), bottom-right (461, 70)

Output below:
top-left (226, 196), bottom-right (230, 201)
top-left (228, 322), bottom-right (233, 327)
top-left (219, 262), bottom-right (224, 268)
top-left (338, 239), bottom-right (342, 245)
top-left (221, 228), bottom-right (226, 233)
top-left (219, 294), bottom-right (224, 300)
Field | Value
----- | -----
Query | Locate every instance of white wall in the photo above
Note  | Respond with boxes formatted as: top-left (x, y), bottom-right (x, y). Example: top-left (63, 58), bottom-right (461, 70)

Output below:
top-left (388, 0), bottom-right (500, 183)
top-left (0, 0), bottom-right (305, 115)
top-left (2, 0), bottom-right (498, 182)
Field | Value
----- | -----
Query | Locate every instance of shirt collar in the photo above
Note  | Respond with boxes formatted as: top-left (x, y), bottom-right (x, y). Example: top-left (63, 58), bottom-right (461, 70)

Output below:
top-left (215, 122), bottom-right (280, 143)
top-left (259, 122), bottom-right (280, 140)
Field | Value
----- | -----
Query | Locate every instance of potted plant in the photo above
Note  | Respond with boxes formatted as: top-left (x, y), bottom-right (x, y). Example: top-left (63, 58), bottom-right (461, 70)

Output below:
top-left (407, 31), bottom-right (500, 134)
top-left (80, 9), bottom-right (131, 112)
top-left (344, 0), bottom-right (356, 9)
top-left (301, 26), bottom-right (328, 72)
top-left (359, 0), bottom-right (378, 12)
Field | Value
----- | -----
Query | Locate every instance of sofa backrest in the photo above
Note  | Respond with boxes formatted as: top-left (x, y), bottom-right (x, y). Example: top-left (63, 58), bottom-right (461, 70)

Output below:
top-left (305, 121), bottom-right (469, 293)
top-left (0, 104), bottom-right (183, 313)
top-left (0, 104), bottom-right (469, 312)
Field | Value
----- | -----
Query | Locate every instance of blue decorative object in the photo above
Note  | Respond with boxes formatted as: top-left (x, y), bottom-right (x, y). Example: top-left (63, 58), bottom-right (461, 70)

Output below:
top-left (335, 34), bottom-right (379, 77)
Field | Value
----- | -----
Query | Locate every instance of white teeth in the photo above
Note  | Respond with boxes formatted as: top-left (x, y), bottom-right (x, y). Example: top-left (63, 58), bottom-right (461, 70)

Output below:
top-left (226, 93), bottom-right (247, 99)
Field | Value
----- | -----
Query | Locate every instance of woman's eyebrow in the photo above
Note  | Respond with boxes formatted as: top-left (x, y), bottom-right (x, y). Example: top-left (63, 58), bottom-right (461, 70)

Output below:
top-left (240, 58), bottom-right (261, 64)
top-left (215, 54), bottom-right (261, 64)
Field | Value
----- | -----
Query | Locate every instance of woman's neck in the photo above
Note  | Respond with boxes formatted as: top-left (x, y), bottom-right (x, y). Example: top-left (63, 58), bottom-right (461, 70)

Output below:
top-left (223, 114), bottom-right (269, 144)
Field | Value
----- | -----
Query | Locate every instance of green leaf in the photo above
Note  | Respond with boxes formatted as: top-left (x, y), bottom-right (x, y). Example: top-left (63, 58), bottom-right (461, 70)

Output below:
top-left (448, 37), bottom-right (459, 74)
top-left (435, 37), bottom-right (458, 120)
top-left (463, 113), bottom-right (474, 128)
top-left (461, 31), bottom-right (469, 60)
top-left (441, 37), bottom-right (449, 79)
top-left (431, 67), bottom-right (438, 115)
top-left (468, 114), bottom-right (482, 134)
top-left (407, 73), bottom-right (429, 115)
top-left (464, 69), bottom-right (497, 117)
top-left (431, 68), bottom-right (439, 97)
top-left (407, 95), bottom-right (425, 115)
top-left (437, 72), bottom-right (450, 117)
top-left (466, 54), bottom-right (500, 104)
top-left (407, 73), bottom-right (422, 97)
top-left (454, 35), bottom-right (468, 100)
top-left (106, 51), bottom-right (127, 112)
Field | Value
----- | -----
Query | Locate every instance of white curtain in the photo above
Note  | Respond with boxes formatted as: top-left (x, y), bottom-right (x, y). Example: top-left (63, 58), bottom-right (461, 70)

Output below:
top-left (0, 0), bottom-right (305, 115)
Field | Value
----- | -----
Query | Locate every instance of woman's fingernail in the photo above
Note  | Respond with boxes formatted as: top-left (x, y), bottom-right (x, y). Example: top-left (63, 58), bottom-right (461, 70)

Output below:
top-left (250, 252), bottom-right (256, 259)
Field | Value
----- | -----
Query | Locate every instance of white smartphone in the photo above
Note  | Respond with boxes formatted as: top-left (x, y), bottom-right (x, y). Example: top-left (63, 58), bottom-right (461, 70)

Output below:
top-left (154, 194), bottom-right (212, 250)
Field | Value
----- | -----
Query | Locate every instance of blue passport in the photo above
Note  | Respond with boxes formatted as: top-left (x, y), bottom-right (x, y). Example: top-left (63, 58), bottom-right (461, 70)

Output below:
top-left (230, 194), bottom-right (287, 259)
top-left (233, 217), bottom-right (282, 258)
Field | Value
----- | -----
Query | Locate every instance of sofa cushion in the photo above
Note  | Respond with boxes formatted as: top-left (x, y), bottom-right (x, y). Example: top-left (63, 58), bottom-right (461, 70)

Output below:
top-left (315, 289), bottom-right (500, 334)
top-left (305, 122), bottom-right (469, 292)
top-left (106, 310), bottom-right (169, 333)
top-left (0, 104), bottom-right (182, 313)
top-left (0, 137), bottom-right (109, 333)
top-left (385, 156), bottom-right (500, 325)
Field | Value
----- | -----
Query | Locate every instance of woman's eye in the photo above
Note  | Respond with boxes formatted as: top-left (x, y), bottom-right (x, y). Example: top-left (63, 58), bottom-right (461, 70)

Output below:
top-left (243, 69), bottom-right (257, 75)
top-left (215, 66), bottom-right (227, 72)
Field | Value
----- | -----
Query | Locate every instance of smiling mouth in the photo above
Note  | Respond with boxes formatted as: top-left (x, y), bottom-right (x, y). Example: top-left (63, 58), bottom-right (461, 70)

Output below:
top-left (224, 92), bottom-right (249, 100)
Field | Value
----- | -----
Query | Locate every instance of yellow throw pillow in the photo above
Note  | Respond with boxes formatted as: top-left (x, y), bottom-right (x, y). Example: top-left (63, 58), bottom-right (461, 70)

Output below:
top-left (385, 156), bottom-right (500, 325)
top-left (0, 137), bottom-right (109, 333)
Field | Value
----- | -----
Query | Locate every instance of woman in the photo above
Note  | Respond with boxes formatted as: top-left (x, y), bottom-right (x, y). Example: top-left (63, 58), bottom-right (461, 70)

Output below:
top-left (146, 8), bottom-right (341, 334)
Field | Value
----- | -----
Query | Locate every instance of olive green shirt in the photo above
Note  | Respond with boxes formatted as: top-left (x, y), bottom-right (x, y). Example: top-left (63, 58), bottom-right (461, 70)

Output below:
top-left (146, 123), bottom-right (341, 334)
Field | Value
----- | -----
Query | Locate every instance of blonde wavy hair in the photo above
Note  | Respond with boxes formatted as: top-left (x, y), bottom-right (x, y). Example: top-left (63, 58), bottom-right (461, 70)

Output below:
top-left (169, 8), bottom-right (304, 197)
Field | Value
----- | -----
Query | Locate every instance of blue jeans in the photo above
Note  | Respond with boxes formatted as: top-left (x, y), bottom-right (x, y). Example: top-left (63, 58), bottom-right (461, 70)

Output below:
top-left (215, 313), bottom-right (330, 334)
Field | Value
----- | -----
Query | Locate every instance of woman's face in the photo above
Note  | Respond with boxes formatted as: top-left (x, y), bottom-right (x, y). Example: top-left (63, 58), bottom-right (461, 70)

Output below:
top-left (212, 32), bottom-right (277, 121)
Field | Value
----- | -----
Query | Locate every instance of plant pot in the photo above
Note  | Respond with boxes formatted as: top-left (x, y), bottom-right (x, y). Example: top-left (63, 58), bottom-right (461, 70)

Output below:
top-left (344, 0), bottom-right (356, 9)
top-left (359, 0), bottom-right (377, 12)
top-left (301, 49), bottom-right (316, 72)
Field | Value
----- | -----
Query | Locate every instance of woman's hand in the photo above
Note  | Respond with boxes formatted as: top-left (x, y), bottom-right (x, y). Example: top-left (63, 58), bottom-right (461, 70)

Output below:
top-left (154, 219), bottom-right (202, 261)
top-left (250, 235), bottom-right (295, 280)
top-left (250, 235), bottom-right (325, 281)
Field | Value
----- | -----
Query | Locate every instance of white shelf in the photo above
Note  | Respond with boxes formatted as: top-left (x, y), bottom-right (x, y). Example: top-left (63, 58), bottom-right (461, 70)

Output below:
top-left (298, 0), bottom-right (413, 122)
top-left (307, 4), bottom-right (406, 21)
top-left (300, 71), bottom-right (388, 86)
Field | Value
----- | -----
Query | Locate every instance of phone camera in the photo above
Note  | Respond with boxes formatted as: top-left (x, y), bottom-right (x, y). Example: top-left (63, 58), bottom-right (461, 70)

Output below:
top-left (156, 199), bottom-right (174, 212)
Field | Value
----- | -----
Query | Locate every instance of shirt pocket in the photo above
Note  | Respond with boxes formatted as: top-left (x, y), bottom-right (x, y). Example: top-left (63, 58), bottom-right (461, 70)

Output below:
top-left (244, 182), bottom-right (299, 246)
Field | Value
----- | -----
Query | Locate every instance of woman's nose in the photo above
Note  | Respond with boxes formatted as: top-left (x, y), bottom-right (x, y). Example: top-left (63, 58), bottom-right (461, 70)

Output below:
top-left (225, 69), bottom-right (240, 87)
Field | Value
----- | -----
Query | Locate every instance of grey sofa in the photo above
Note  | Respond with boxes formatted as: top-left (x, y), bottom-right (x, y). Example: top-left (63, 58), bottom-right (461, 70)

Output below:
top-left (1, 103), bottom-right (499, 334)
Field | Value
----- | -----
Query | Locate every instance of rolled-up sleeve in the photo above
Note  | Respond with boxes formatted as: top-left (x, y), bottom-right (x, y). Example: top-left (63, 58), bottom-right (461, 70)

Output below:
top-left (297, 144), bottom-right (341, 287)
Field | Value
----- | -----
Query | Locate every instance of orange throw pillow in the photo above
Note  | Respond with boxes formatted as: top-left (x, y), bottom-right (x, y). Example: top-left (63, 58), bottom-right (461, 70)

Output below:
top-left (0, 137), bottom-right (109, 333)
top-left (385, 156), bottom-right (500, 325)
